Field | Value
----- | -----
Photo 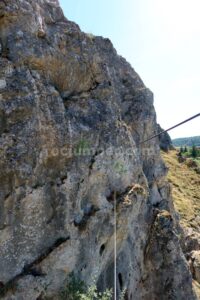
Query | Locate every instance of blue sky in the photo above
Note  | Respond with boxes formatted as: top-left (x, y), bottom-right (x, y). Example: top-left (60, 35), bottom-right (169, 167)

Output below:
top-left (59, 0), bottom-right (200, 138)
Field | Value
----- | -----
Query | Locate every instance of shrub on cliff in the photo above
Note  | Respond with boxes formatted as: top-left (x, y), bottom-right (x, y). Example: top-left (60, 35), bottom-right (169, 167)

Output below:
top-left (60, 275), bottom-right (112, 300)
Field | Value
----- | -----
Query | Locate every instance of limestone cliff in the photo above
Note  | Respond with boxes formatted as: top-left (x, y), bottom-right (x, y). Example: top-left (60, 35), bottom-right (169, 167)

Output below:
top-left (157, 124), bottom-right (174, 152)
top-left (0, 1), bottom-right (197, 299)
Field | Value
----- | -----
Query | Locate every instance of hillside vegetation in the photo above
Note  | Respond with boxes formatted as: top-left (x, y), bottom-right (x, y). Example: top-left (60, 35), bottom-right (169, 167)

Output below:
top-left (162, 150), bottom-right (200, 231)
top-left (162, 150), bottom-right (200, 297)
top-left (173, 136), bottom-right (200, 147)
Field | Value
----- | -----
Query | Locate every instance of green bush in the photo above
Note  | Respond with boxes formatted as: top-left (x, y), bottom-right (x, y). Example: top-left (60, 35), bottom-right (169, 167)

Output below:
top-left (60, 275), bottom-right (112, 300)
top-left (60, 275), bottom-right (86, 300)
top-left (79, 285), bottom-right (112, 300)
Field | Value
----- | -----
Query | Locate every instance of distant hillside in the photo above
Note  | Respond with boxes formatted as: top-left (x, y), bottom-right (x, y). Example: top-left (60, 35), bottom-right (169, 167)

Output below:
top-left (173, 136), bottom-right (200, 147)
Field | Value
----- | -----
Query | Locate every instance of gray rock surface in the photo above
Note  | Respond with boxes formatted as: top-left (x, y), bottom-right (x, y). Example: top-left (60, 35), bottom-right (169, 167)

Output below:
top-left (157, 124), bottom-right (174, 152)
top-left (190, 251), bottom-right (200, 284)
top-left (0, 0), bottom-right (197, 299)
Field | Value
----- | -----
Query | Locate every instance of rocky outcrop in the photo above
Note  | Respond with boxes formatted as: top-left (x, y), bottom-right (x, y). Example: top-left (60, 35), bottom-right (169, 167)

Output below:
top-left (182, 227), bottom-right (200, 286)
top-left (0, 0), bottom-right (197, 299)
top-left (189, 251), bottom-right (200, 284)
top-left (157, 124), bottom-right (174, 152)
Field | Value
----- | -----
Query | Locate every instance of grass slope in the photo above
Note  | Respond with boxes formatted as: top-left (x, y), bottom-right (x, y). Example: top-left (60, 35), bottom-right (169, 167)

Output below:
top-left (162, 150), bottom-right (200, 231)
top-left (162, 150), bottom-right (200, 298)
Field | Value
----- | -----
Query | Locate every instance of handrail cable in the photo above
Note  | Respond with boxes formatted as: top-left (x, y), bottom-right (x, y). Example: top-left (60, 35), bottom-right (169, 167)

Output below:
top-left (141, 113), bottom-right (200, 144)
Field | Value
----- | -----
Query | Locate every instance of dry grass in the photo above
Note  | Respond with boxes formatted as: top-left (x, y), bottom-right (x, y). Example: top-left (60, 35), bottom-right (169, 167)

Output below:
top-left (193, 280), bottom-right (200, 299)
top-left (25, 55), bottom-right (69, 92)
top-left (162, 150), bottom-right (200, 231)
top-left (162, 151), bottom-right (200, 298)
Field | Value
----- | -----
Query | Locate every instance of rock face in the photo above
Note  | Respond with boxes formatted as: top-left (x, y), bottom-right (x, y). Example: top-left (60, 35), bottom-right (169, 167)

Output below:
top-left (0, 1), bottom-right (197, 299)
top-left (190, 251), bottom-right (200, 284)
top-left (157, 124), bottom-right (174, 152)
top-left (182, 227), bottom-right (200, 287)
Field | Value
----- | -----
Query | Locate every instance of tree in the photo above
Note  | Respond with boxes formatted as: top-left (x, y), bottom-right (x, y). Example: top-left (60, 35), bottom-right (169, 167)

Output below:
top-left (184, 146), bottom-right (188, 153)
top-left (180, 147), bottom-right (184, 153)
top-left (191, 145), bottom-right (198, 158)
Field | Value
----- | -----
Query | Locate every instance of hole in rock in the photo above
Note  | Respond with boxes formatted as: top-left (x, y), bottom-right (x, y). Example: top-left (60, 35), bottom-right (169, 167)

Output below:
top-left (118, 273), bottom-right (123, 291)
top-left (81, 264), bottom-right (87, 271)
top-left (100, 244), bottom-right (105, 256)
top-left (107, 191), bottom-right (115, 202)
top-left (107, 191), bottom-right (121, 203)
